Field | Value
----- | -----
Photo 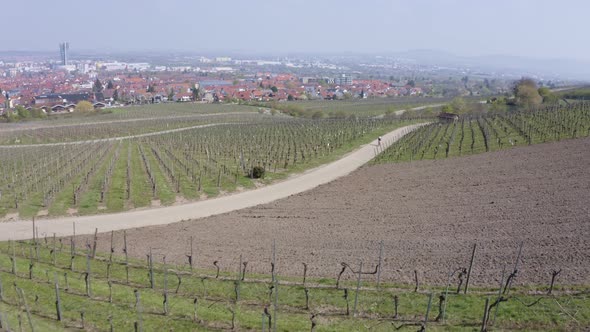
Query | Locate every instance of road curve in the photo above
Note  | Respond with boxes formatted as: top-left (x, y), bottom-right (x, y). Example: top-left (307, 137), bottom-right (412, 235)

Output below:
top-left (0, 123), bottom-right (427, 241)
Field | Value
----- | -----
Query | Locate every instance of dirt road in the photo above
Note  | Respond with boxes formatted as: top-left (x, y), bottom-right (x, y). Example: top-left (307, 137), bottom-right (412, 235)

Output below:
top-left (0, 123), bottom-right (233, 148)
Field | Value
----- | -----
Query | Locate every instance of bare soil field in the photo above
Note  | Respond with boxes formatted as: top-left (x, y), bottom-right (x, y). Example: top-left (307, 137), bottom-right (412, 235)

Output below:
top-left (87, 137), bottom-right (590, 287)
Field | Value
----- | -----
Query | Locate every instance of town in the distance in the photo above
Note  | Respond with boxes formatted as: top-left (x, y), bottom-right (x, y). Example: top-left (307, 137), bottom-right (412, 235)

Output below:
top-left (0, 42), bottom-right (576, 117)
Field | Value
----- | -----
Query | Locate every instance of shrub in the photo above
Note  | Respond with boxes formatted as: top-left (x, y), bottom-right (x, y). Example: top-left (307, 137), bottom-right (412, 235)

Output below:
top-left (249, 166), bottom-right (265, 179)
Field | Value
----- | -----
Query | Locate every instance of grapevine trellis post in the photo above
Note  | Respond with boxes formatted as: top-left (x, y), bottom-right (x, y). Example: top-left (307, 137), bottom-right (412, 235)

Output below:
top-left (17, 287), bottom-right (34, 332)
top-left (54, 273), bottom-right (62, 321)
top-left (85, 251), bottom-right (92, 297)
top-left (124, 230), bottom-right (129, 284)
top-left (70, 222), bottom-right (76, 271)
top-left (464, 243), bottom-right (477, 294)
top-left (376, 240), bottom-right (384, 288)
top-left (423, 292), bottom-right (434, 330)
top-left (272, 239), bottom-right (278, 332)
top-left (492, 264), bottom-right (507, 326)
top-left (148, 248), bottom-right (155, 289)
top-left (352, 260), bottom-right (363, 317)
top-left (163, 256), bottom-right (169, 315)
top-left (504, 242), bottom-right (523, 295)
top-left (134, 290), bottom-right (143, 332)
top-left (91, 228), bottom-right (98, 259)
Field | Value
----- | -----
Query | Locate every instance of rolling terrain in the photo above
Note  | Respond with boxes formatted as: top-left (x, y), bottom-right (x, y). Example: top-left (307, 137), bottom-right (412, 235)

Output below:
top-left (86, 136), bottom-right (590, 287)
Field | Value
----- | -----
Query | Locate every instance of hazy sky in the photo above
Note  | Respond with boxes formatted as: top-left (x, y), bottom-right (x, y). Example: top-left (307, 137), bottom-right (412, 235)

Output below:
top-left (2, 0), bottom-right (589, 60)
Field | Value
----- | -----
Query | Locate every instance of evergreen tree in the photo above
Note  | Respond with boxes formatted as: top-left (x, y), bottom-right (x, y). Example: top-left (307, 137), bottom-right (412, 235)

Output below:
top-left (93, 79), bottom-right (103, 92)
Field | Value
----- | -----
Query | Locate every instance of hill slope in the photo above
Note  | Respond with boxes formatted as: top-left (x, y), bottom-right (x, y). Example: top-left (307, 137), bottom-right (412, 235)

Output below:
top-left (90, 137), bottom-right (590, 286)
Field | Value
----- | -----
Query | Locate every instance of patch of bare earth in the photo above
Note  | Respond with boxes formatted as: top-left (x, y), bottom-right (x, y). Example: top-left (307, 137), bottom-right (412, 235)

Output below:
top-left (87, 138), bottom-right (590, 287)
top-left (1, 213), bottom-right (20, 222)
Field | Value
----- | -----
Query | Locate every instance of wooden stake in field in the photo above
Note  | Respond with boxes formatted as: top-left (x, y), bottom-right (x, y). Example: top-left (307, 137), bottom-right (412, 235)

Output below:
top-left (10, 240), bottom-right (16, 275)
top-left (271, 239), bottom-right (276, 283)
top-left (54, 273), bottom-right (62, 321)
top-left (464, 243), bottom-right (477, 294)
top-left (302, 262), bottom-right (308, 286)
top-left (64, 273), bottom-right (69, 293)
top-left (504, 242), bottom-right (523, 295)
top-left (376, 240), bottom-right (384, 288)
top-left (32, 216), bottom-right (36, 249)
top-left (108, 280), bottom-right (113, 303)
top-left (242, 261), bottom-right (248, 281)
top-left (343, 289), bottom-right (350, 316)
top-left (272, 240), bottom-right (278, 332)
top-left (352, 261), bottom-right (363, 317)
top-left (52, 233), bottom-right (57, 266)
top-left (70, 222), bottom-right (76, 271)
top-left (148, 248), bottom-right (155, 289)
top-left (188, 236), bottom-right (194, 272)
top-left (480, 297), bottom-right (490, 332)
top-left (109, 230), bottom-right (114, 264)
top-left (35, 226), bottom-right (40, 261)
top-left (91, 228), bottom-right (98, 259)
top-left (124, 230), bottom-right (129, 284)
top-left (17, 287), bottom-right (35, 332)
top-left (134, 290), bottom-right (143, 332)
top-left (235, 254), bottom-right (242, 303)
top-left (423, 292), bottom-right (434, 330)
top-left (163, 256), bottom-right (169, 315)
top-left (491, 265), bottom-right (506, 326)
top-left (85, 252), bottom-right (92, 297)
top-left (193, 298), bottom-right (199, 322)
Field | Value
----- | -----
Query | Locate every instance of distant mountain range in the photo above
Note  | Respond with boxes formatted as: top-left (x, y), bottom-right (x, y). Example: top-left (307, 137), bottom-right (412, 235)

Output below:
top-left (388, 49), bottom-right (590, 81)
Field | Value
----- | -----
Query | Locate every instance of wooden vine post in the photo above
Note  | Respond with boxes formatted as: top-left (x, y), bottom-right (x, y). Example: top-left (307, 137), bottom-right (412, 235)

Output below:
top-left (54, 273), bottom-right (62, 321)
top-left (464, 243), bottom-right (477, 294)
top-left (272, 240), bottom-right (278, 332)
top-left (124, 230), bottom-right (129, 284)
top-left (352, 261), bottom-right (363, 317)
top-left (376, 240), bottom-right (384, 288)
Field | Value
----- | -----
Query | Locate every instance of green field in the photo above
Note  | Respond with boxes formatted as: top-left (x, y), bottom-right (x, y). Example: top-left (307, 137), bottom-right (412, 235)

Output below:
top-left (0, 113), bottom-right (261, 146)
top-left (244, 97), bottom-right (454, 119)
top-left (0, 110), bottom-right (416, 218)
top-left (288, 97), bottom-right (448, 117)
top-left (555, 86), bottom-right (590, 101)
top-left (0, 240), bottom-right (586, 331)
top-left (373, 102), bottom-right (590, 164)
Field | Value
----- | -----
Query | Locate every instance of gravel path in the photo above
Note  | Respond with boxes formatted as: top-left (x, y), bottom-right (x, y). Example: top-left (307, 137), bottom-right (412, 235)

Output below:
top-left (0, 123), bottom-right (232, 148)
top-left (0, 123), bottom-right (426, 240)
top-left (0, 111), bottom-right (255, 133)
